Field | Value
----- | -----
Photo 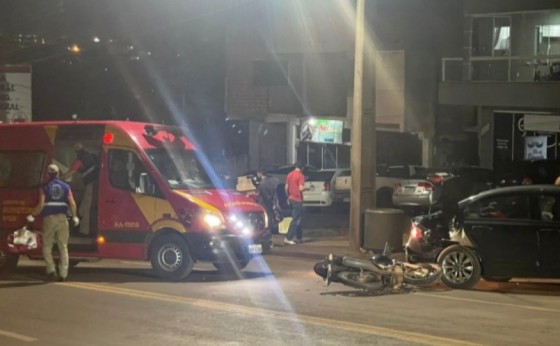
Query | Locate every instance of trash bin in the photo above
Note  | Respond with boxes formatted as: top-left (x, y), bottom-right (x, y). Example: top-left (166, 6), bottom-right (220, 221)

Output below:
top-left (362, 208), bottom-right (408, 252)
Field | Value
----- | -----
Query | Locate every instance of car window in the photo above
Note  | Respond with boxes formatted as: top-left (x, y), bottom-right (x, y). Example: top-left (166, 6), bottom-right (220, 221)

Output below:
top-left (386, 166), bottom-right (409, 178)
top-left (307, 171), bottom-right (335, 182)
top-left (376, 164), bottom-right (389, 177)
top-left (465, 193), bottom-right (531, 220)
top-left (268, 167), bottom-right (292, 175)
top-left (538, 193), bottom-right (560, 221)
top-left (411, 166), bottom-right (429, 178)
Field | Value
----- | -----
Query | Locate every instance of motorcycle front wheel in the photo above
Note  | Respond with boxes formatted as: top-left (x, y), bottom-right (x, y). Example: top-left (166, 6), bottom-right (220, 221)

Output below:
top-left (401, 262), bottom-right (442, 286)
top-left (336, 270), bottom-right (384, 292)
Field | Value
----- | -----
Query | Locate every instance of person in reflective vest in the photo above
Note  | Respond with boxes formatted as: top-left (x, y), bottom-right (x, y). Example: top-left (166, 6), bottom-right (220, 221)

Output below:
top-left (27, 164), bottom-right (79, 282)
top-left (61, 142), bottom-right (99, 235)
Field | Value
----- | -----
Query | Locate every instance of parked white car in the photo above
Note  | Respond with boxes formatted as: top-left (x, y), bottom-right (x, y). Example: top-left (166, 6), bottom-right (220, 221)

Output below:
top-left (303, 169), bottom-right (346, 208)
top-left (236, 165), bottom-right (318, 194)
top-left (333, 165), bottom-right (426, 208)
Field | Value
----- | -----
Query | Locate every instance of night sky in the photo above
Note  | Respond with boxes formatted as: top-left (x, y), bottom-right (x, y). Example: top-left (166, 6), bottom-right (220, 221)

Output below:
top-left (0, 0), bottom-right (232, 157)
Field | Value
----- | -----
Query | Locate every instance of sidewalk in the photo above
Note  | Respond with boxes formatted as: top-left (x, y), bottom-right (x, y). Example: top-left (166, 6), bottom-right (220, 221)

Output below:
top-left (267, 227), bottom-right (409, 261)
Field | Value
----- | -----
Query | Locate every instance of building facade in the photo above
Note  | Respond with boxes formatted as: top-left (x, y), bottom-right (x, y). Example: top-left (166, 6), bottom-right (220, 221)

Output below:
top-left (439, 0), bottom-right (560, 173)
top-left (224, 0), bottom-right (464, 173)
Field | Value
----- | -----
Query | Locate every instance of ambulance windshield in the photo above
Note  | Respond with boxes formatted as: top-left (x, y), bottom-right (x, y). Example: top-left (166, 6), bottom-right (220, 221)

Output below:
top-left (146, 148), bottom-right (214, 189)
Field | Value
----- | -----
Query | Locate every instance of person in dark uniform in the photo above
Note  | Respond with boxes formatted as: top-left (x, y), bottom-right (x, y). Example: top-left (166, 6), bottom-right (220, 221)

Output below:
top-left (61, 143), bottom-right (99, 235)
top-left (256, 168), bottom-right (281, 234)
top-left (27, 164), bottom-right (79, 282)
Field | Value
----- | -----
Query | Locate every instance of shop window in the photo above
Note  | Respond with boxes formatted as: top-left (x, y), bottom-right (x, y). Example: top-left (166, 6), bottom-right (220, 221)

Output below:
top-left (307, 142), bottom-right (322, 169)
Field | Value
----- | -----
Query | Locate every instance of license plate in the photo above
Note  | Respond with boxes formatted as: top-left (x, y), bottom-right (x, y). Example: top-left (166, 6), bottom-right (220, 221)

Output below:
top-left (248, 244), bottom-right (262, 254)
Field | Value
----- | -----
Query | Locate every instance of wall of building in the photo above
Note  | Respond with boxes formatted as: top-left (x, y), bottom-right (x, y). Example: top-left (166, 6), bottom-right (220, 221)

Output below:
top-left (225, 0), bottom-right (466, 169)
top-left (370, 0), bottom-right (464, 164)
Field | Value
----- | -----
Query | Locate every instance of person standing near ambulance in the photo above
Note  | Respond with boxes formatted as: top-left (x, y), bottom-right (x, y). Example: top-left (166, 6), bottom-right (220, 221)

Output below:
top-left (27, 164), bottom-right (79, 282)
top-left (61, 143), bottom-right (99, 235)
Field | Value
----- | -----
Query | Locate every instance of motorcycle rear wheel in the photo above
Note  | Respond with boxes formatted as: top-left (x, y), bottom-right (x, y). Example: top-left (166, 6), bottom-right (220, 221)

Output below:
top-left (402, 262), bottom-right (442, 286)
top-left (336, 270), bottom-right (384, 292)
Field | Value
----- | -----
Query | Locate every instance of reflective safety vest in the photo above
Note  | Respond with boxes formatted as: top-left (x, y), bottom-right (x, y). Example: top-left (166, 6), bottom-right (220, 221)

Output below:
top-left (42, 178), bottom-right (71, 217)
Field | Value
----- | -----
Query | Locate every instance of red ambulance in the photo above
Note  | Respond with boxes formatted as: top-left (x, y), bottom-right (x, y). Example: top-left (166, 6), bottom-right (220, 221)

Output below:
top-left (0, 121), bottom-right (271, 280)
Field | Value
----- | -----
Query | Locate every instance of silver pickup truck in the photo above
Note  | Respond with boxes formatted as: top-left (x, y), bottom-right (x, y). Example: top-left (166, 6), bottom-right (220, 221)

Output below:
top-left (333, 165), bottom-right (426, 208)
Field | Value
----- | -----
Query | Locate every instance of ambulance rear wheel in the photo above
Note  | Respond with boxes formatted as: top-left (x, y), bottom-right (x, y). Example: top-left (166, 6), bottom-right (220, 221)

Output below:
top-left (0, 252), bottom-right (19, 274)
top-left (150, 234), bottom-right (194, 281)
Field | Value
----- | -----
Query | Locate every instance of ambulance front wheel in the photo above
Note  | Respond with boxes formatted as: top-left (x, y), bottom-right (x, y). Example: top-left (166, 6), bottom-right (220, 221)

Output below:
top-left (150, 234), bottom-right (194, 281)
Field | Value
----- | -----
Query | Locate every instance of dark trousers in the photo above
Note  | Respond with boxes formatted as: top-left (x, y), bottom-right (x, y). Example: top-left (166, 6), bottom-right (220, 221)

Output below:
top-left (286, 200), bottom-right (303, 240)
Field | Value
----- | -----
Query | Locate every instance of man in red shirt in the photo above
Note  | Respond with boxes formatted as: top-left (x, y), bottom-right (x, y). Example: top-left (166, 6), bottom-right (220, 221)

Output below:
top-left (284, 163), bottom-right (306, 245)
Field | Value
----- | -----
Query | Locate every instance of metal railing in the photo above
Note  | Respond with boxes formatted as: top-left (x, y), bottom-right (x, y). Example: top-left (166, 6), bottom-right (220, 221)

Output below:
top-left (441, 54), bottom-right (560, 82)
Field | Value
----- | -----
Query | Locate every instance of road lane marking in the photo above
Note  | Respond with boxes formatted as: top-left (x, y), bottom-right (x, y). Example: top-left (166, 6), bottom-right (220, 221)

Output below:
top-left (62, 282), bottom-right (479, 346)
top-left (416, 293), bottom-right (560, 313)
top-left (0, 329), bottom-right (37, 342)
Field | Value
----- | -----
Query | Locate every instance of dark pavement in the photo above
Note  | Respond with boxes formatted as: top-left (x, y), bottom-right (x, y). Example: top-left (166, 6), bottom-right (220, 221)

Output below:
top-left (269, 228), bottom-right (408, 260)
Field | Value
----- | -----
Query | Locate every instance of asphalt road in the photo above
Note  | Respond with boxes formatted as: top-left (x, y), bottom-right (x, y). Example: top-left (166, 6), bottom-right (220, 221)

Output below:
top-left (1, 208), bottom-right (560, 345)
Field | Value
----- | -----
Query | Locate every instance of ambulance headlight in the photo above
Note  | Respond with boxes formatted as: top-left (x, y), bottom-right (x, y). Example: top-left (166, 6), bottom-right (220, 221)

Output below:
top-left (202, 211), bottom-right (224, 230)
top-left (228, 214), bottom-right (253, 235)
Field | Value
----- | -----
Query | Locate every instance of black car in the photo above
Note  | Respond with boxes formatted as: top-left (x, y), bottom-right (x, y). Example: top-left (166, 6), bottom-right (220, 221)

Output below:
top-left (406, 185), bottom-right (560, 289)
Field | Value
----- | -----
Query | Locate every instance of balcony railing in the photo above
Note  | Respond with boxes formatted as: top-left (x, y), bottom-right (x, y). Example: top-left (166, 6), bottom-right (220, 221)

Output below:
top-left (442, 55), bottom-right (560, 82)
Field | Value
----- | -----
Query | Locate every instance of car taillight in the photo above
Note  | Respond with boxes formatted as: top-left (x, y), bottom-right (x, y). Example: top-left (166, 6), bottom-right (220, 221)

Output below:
top-left (521, 177), bottom-right (533, 185)
top-left (410, 224), bottom-right (423, 239)
top-left (429, 175), bottom-right (444, 184)
top-left (417, 181), bottom-right (434, 191)
top-left (324, 181), bottom-right (331, 191)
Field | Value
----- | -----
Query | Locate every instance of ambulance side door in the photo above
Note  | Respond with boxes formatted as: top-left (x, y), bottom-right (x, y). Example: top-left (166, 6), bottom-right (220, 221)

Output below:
top-left (97, 149), bottom-right (158, 259)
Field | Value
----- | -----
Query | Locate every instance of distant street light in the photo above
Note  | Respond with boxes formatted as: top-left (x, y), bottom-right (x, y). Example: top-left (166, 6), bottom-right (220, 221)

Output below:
top-left (69, 44), bottom-right (81, 54)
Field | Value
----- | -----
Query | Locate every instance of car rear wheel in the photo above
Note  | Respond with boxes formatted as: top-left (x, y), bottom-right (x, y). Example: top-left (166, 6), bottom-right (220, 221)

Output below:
top-left (437, 245), bottom-right (481, 289)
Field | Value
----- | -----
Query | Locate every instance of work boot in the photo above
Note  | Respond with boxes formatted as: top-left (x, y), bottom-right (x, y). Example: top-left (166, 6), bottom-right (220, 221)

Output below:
top-left (45, 272), bottom-right (58, 282)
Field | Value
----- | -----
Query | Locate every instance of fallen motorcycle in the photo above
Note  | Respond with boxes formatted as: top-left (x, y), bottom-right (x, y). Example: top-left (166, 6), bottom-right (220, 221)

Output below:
top-left (313, 243), bottom-right (442, 293)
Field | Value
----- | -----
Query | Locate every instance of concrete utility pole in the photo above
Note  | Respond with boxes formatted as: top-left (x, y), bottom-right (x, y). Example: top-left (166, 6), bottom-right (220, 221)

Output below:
top-left (349, 0), bottom-right (376, 249)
